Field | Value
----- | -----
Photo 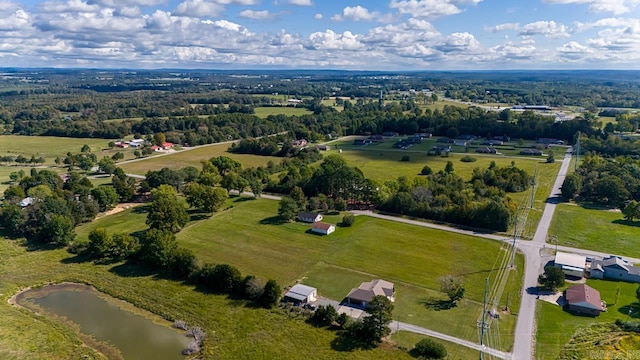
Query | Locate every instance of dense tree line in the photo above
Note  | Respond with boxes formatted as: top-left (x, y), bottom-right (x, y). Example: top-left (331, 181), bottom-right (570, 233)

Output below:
top-left (0, 169), bottom-right (123, 245)
top-left (561, 153), bottom-right (640, 208)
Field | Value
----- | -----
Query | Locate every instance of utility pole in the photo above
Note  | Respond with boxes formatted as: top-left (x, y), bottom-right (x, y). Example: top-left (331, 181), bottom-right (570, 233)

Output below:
top-left (575, 131), bottom-right (581, 171)
top-left (478, 278), bottom-right (489, 360)
top-left (530, 165), bottom-right (537, 209)
top-left (510, 209), bottom-right (518, 268)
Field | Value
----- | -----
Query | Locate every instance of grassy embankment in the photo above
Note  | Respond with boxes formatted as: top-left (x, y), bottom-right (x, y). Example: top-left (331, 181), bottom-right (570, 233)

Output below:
top-left (549, 203), bottom-right (640, 258)
top-left (75, 197), bottom-right (524, 352)
top-left (536, 279), bottom-right (640, 359)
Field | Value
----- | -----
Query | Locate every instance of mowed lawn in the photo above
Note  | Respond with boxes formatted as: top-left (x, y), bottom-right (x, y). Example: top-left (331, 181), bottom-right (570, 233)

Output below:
top-left (119, 142), bottom-right (281, 175)
top-left (549, 203), bottom-right (640, 258)
top-left (0, 135), bottom-right (111, 164)
top-left (536, 279), bottom-right (640, 359)
top-left (174, 198), bottom-right (523, 350)
top-left (253, 106), bottom-right (311, 118)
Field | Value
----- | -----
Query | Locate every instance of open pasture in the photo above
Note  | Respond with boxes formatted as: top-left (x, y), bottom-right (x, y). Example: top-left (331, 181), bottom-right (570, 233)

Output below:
top-left (549, 203), bottom-right (640, 258)
top-left (118, 142), bottom-right (281, 175)
top-left (0, 135), bottom-right (111, 164)
top-left (253, 106), bottom-right (312, 118)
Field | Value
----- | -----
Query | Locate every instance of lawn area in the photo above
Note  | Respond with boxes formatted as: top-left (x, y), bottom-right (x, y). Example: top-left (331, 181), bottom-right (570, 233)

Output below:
top-left (535, 279), bottom-right (640, 359)
top-left (390, 331), bottom-right (480, 359)
top-left (118, 142), bottom-right (282, 175)
top-left (0, 237), bottom-right (409, 360)
top-left (253, 106), bottom-right (311, 118)
top-left (173, 198), bottom-right (523, 350)
top-left (549, 203), bottom-right (640, 258)
top-left (0, 135), bottom-right (112, 164)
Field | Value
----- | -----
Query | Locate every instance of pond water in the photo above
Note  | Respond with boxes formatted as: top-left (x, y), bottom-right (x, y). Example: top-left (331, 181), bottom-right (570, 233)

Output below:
top-left (17, 284), bottom-right (190, 360)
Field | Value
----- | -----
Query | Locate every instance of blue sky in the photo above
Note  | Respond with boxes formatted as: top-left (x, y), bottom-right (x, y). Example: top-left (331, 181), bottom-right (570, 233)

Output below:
top-left (2, 0), bottom-right (640, 69)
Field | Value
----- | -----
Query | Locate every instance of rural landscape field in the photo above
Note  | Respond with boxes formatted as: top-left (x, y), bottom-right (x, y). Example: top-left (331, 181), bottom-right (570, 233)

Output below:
top-left (0, 66), bottom-right (639, 360)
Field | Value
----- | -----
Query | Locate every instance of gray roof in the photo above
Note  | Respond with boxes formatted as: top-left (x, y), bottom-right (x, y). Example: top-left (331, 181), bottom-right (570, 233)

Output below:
top-left (284, 284), bottom-right (316, 301)
top-left (594, 256), bottom-right (640, 275)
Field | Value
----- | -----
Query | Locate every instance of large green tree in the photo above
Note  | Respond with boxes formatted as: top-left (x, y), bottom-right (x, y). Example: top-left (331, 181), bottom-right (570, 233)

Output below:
top-left (538, 266), bottom-right (565, 291)
top-left (278, 196), bottom-right (299, 222)
top-left (623, 200), bottom-right (640, 222)
top-left (138, 228), bottom-right (178, 268)
top-left (146, 185), bottom-right (189, 232)
top-left (358, 295), bottom-right (394, 345)
top-left (439, 275), bottom-right (465, 306)
top-left (561, 173), bottom-right (582, 199)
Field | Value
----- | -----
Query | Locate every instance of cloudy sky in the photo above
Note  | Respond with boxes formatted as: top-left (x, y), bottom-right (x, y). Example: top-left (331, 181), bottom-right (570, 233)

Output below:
top-left (1, 0), bottom-right (640, 69)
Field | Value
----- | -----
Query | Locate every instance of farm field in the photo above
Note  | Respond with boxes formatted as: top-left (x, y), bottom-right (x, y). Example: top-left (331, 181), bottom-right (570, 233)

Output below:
top-left (549, 203), bottom-right (640, 258)
top-left (118, 142), bottom-right (281, 175)
top-left (0, 135), bottom-right (111, 164)
top-left (74, 197), bottom-right (523, 351)
top-left (253, 106), bottom-right (311, 118)
top-left (0, 238), bottom-right (409, 360)
top-left (127, 197), bottom-right (522, 350)
top-left (0, 166), bottom-right (66, 194)
top-left (535, 279), bottom-right (640, 359)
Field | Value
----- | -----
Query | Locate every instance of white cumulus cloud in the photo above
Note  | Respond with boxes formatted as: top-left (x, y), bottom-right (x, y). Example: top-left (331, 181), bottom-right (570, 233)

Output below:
top-left (520, 20), bottom-right (570, 38)
top-left (331, 5), bottom-right (392, 22)
top-left (390, 0), bottom-right (481, 19)
top-left (173, 0), bottom-right (225, 18)
top-left (542, 0), bottom-right (640, 15)
top-left (486, 22), bottom-right (519, 33)
top-left (239, 10), bottom-right (274, 20)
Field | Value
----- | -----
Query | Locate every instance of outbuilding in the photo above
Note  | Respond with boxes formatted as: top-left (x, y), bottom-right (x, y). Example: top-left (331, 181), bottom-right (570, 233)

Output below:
top-left (283, 284), bottom-right (317, 305)
top-left (554, 252), bottom-right (586, 278)
top-left (565, 284), bottom-right (605, 316)
top-left (297, 211), bottom-right (323, 223)
top-left (311, 222), bottom-right (335, 235)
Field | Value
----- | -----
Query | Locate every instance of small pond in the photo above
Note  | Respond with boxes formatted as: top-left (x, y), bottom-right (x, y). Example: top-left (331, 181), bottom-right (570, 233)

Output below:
top-left (15, 283), bottom-right (191, 360)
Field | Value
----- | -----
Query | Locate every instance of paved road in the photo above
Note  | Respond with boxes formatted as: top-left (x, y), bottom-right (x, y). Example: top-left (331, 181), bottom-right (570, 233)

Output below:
top-left (391, 321), bottom-right (511, 359)
top-left (511, 148), bottom-right (572, 360)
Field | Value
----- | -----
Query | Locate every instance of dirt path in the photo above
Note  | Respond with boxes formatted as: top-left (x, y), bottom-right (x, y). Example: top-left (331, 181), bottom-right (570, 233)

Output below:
top-left (96, 202), bottom-right (145, 219)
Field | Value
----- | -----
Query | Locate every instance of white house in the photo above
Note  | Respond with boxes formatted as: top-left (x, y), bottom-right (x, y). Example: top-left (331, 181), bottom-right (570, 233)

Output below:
top-left (283, 284), bottom-right (317, 305)
top-left (311, 222), bottom-right (335, 235)
top-left (297, 212), bottom-right (323, 223)
top-left (554, 252), bottom-right (586, 278)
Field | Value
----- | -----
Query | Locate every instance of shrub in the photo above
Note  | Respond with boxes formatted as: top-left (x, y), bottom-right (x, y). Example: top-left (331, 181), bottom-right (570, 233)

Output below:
top-left (401, 155), bottom-right (411, 162)
top-left (341, 214), bottom-right (355, 227)
top-left (410, 338), bottom-right (447, 359)
top-left (460, 155), bottom-right (477, 162)
top-left (421, 165), bottom-right (432, 175)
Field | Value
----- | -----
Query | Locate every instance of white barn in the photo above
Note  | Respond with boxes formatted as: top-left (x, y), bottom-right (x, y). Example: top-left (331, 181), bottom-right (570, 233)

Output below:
top-left (283, 284), bottom-right (317, 305)
top-left (311, 222), bottom-right (335, 235)
top-left (554, 252), bottom-right (586, 278)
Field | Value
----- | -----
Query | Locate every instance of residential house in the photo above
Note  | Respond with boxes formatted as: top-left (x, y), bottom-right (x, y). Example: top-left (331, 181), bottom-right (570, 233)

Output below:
top-left (18, 197), bottom-right (34, 207)
top-left (353, 139), bottom-right (373, 146)
top-left (453, 140), bottom-right (467, 146)
top-left (346, 279), bottom-right (395, 308)
top-left (283, 284), bottom-right (317, 305)
top-left (476, 147), bottom-right (497, 154)
top-left (589, 256), bottom-right (640, 283)
top-left (519, 149), bottom-right (543, 156)
top-left (311, 222), bottom-right (335, 235)
top-left (115, 142), bottom-right (129, 148)
top-left (297, 211), bottom-right (323, 223)
top-left (554, 252), bottom-right (586, 278)
top-left (151, 145), bottom-right (162, 152)
top-left (161, 142), bottom-right (174, 150)
top-left (292, 139), bottom-right (308, 147)
top-left (565, 284), bottom-right (605, 316)
top-left (315, 144), bottom-right (330, 151)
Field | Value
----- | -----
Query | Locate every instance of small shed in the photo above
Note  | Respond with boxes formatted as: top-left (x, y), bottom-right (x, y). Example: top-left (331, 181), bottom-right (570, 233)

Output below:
top-left (284, 284), bottom-right (317, 305)
top-left (311, 222), bottom-right (335, 235)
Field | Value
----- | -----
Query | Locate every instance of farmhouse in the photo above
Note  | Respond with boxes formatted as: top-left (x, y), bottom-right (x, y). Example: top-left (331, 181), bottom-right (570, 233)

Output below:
top-left (589, 256), bottom-right (640, 283)
top-left (292, 139), bottom-right (308, 147)
top-left (554, 252), bottom-right (586, 278)
top-left (297, 211), bottom-right (323, 223)
top-left (311, 222), bottom-right (335, 235)
top-left (162, 142), bottom-right (174, 150)
top-left (283, 284), bottom-right (317, 305)
top-left (346, 279), bottom-right (395, 308)
top-left (115, 142), bottom-right (129, 148)
top-left (151, 145), bottom-right (161, 152)
top-left (565, 284), bottom-right (605, 316)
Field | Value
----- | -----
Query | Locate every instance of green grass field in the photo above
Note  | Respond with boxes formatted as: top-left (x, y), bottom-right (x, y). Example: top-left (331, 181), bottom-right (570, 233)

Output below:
top-left (390, 331), bottom-right (480, 359)
top-left (535, 279), bottom-right (640, 359)
top-left (0, 135), bottom-right (111, 164)
top-left (76, 197), bottom-right (523, 351)
top-left (549, 203), bottom-right (640, 258)
top-left (0, 237), bottom-right (409, 360)
top-left (253, 106), bottom-right (312, 118)
top-left (118, 142), bottom-right (281, 175)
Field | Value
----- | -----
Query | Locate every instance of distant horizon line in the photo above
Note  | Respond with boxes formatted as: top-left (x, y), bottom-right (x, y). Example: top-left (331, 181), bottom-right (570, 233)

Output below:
top-left (2, 67), bottom-right (640, 73)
